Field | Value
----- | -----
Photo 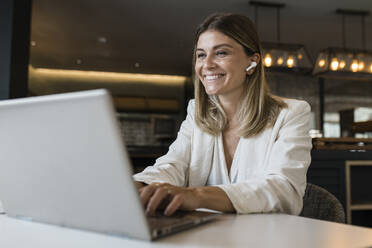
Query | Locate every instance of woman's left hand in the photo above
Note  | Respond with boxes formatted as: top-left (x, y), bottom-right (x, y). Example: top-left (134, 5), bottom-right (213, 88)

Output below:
top-left (138, 183), bottom-right (200, 216)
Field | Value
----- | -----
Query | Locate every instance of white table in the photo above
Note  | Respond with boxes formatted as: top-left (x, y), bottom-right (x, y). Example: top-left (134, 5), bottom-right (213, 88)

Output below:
top-left (0, 213), bottom-right (371, 248)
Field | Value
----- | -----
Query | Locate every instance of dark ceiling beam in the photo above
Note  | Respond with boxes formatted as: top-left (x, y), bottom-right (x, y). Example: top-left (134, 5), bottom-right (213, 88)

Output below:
top-left (335, 9), bottom-right (370, 16)
top-left (0, 0), bottom-right (32, 100)
top-left (249, 1), bottom-right (285, 9)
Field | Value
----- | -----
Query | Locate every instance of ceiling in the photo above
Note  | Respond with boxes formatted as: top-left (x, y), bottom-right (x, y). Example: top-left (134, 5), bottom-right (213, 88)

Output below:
top-left (30, 0), bottom-right (372, 76)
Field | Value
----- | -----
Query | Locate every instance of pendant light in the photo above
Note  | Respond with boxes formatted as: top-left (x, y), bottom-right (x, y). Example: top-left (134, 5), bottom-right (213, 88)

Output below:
top-left (313, 9), bottom-right (372, 79)
top-left (250, 1), bottom-right (313, 73)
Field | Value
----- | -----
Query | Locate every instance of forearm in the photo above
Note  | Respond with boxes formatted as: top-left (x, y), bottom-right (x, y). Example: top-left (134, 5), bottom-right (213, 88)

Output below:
top-left (193, 186), bottom-right (235, 213)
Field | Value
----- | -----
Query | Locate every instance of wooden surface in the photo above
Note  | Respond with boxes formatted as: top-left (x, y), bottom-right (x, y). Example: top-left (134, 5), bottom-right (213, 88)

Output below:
top-left (313, 138), bottom-right (372, 150)
top-left (352, 121), bottom-right (372, 133)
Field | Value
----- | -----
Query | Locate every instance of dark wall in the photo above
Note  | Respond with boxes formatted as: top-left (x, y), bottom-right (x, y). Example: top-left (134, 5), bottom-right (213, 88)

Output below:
top-left (0, 0), bottom-right (32, 100)
top-left (0, 0), bottom-right (13, 99)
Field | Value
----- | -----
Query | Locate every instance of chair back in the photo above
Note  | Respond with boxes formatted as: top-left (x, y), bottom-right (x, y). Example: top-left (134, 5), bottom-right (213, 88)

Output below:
top-left (300, 183), bottom-right (345, 223)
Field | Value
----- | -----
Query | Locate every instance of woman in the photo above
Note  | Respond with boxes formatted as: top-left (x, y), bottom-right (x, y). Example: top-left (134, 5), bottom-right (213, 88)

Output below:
top-left (134, 13), bottom-right (312, 217)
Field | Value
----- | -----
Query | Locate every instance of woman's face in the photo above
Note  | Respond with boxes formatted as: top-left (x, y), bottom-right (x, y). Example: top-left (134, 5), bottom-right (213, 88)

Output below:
top-left (195, 30), bottom-right (253, 98)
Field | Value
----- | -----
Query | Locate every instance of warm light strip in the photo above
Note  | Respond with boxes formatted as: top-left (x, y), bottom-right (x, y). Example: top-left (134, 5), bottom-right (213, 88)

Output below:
top-left (30, 66), bottom-right (188, 84)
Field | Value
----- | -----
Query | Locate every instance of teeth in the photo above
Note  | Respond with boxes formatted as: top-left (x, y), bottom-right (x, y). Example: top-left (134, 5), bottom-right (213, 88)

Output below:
top-left (205, 74), bottom-right (224, 80)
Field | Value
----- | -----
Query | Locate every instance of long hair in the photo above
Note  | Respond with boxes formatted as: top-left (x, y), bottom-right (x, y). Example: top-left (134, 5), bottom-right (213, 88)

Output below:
top-left (192, 13), bottom-right (287, 137)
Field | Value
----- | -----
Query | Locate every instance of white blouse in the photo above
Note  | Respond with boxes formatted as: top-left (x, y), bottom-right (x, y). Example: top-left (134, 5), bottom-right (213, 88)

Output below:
top-left (133, 98), bottom-right (312, 215)
top-left (206, 134), bottom-right (239, 185)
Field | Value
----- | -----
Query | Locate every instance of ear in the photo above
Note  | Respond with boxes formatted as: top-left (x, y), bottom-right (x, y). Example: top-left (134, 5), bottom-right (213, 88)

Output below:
top-left (246, 53), bottom-right (261, 75)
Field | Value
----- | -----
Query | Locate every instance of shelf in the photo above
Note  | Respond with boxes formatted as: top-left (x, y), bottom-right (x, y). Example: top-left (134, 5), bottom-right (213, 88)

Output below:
top-left (351, 211), bottom-right (372, 228)
top-left (350, 204), bottom-right (372, 211)
top-left (352, 120), bottom-right (372, 133)
top-left (313, 138), bottom-right (372, 150)
top-left (345, 160), bottom-right (372, 224)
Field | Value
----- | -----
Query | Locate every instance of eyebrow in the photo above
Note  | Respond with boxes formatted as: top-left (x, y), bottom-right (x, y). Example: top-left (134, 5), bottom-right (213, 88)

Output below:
top-left (196, 43), bottom-right (234, 51)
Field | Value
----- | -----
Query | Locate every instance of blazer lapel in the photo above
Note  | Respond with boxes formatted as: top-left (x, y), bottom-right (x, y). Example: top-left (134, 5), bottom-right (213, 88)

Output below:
top-left (188, 127), bottom-right (214, 187)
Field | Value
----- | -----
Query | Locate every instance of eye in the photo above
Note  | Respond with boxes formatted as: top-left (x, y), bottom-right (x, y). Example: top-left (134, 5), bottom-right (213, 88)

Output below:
top-left (196, 52), bottom-right (206, 59)
top-left (216, 50), bottom-right (228, 57)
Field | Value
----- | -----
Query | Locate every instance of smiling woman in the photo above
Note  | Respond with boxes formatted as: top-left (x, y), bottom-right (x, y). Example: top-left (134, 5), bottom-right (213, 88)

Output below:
top-left (195, 31), bottom-right (251, 97)
top-left (133, 13), bottom-right (312, 217)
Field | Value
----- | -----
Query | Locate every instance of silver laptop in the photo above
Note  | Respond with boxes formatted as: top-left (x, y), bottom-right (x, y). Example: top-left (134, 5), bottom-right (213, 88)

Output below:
top-left (0, 89), bottom-right (219, 240)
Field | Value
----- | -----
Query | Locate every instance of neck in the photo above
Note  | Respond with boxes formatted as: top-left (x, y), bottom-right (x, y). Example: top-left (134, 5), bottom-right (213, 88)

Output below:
top-left (217, 84), bottom-right (245, 122)
top-left (218, 94), bottom-right (242, 123)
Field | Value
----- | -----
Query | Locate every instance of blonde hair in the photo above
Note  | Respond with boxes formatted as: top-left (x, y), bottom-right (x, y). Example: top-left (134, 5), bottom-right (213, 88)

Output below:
top-left (193, 13), bottom-right (287, 138)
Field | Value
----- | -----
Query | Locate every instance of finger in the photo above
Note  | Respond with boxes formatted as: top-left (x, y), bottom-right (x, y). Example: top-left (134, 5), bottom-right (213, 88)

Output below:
top-left (164, 194), bottom-right (183, 216)
top-left (140, 183), bottom-right (167, 206)
top-left (139, 187), bottom-right (144, 194)
top-left (146, 188), bottom-right (169, 216)
top-left (139, 185), bottom-right (157, 207)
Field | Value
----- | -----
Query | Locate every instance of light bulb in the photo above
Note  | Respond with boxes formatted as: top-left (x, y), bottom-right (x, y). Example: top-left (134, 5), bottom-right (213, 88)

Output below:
top-left (318, 59), bottom-right (325, 67)
top-left (297, 53), bottom-right (303, 60)
top-left (277, 57), bottom-right (284, 65)
top-left (330, 58), bottom-right (339, 71)
top-left (264, 54), bottom-right (272, 67)
top-left (370, 63), bottom-right (372, 73)
top-left (351, 60), bottom-right (358, 72)
top-left (287, 56), bottom-right (294, 68)
top-left (358, 61), bottom-right (365, 71)
top-left (339, 60), bottom-right (346, 69)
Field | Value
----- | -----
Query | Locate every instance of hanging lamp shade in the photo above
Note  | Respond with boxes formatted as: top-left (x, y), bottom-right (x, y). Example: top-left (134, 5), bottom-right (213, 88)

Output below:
top-left (313, 9), bottom-right (372, 80)
top-left (313, 47), bottom-right (372, 79)
top-left (262, 42), bottom-right (313, 73)
top-left (250, 1), bottom-right (313, 74)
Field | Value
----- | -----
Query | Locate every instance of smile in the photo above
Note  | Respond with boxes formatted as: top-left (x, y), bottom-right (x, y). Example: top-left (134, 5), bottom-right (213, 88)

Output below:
top-left (203, 74), bottom-right (225, 81)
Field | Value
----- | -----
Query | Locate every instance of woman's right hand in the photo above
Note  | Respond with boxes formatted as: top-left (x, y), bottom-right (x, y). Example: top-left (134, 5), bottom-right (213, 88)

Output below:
top-left (138, 182), bottom-right (200, 217)
top-left (135, 181), bottom-right (146, 190)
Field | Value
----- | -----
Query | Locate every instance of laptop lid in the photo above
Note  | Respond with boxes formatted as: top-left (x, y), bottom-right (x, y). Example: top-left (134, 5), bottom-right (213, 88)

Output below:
top-left (0, 89), bottom-right (152, 240)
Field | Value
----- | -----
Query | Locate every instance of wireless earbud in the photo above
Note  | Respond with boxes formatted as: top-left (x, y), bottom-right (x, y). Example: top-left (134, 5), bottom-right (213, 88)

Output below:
top-left (245, 62), bottom-right (257, 72)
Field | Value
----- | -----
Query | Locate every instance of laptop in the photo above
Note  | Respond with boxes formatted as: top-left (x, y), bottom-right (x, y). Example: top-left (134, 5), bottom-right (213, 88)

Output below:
top-left (0, 89), bottom-right (219, 240)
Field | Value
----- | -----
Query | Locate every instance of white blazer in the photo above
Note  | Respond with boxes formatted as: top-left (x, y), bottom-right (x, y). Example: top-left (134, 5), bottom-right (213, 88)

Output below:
top-left (134, 98), bottom-right (312, 215)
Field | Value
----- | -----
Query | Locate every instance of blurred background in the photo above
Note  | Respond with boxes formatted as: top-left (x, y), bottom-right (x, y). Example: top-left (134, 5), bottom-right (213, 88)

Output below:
top-left (27, 0), bottom-right (372, 138)
top-left (1, 0), bottom-right (372, 227)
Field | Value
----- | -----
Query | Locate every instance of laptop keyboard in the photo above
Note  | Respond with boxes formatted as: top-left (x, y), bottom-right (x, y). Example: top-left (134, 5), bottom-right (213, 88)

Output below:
top-left (147, 210), bottom-right (190, 229)
top-left (150, 210), bottom-right (188, 218)
top-left (147, 210), bottom-right (218, 236)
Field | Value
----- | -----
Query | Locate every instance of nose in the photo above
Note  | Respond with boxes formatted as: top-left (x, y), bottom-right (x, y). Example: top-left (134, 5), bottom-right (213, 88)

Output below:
top-left (203, 54), bottom-right (216, 69)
